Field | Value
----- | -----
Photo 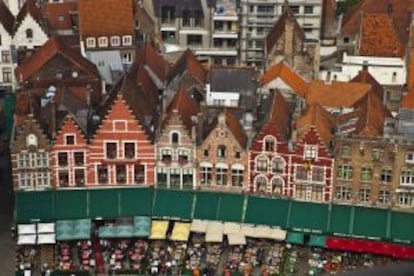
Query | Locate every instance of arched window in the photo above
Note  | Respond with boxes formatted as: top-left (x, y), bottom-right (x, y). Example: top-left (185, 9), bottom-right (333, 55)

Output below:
top-left (271, 177), bottom-right (284, 195)
top-left (171, 132), bottom-right (179, 144)
top-left (26, 28), bottom-right (33, 39)
top-left (256, 155), bottom-right (268, 172)
top-left (271, 157), bottom-right (285, 173)
top-left (255, 175), bottom-right (267, 193)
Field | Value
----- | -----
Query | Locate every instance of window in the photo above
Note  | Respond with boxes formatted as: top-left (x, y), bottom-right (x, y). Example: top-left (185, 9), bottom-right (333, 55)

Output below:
top-left (336, 165), bottom-right (353, 180)
top-left (74, 152), bottom-right (84, 166)
top-left (235, 152), bottom-right (241, 159)
top-left (214, 21), bottom-right (224, 31)
top-left (392, 72), bottom-right (397, 83)
top-left (372, 149), bottom-right (383, 161)
top-left (122, 35), bottom-right (132, 46)
top-left (380, 169), bottom-right (392, 184)
top-left (256, 176), bottom-right (267, 192)
top-left (406, 152), bottom-right (414, 163)
top-left (378, 190), bottom-right (390, 204)
top-left (37, 152), bottom-right (48, 167)
top-left (58, 152), bottom-right (68, 167)
top-left (304, 145), bottom-right (318, 160)
top-left (187, 35), bottom-right (202, 46)
top-left (311, 186), bottom-right (323, 202)
top-left (271, 178), bottom-right (283, 195)
top-left (200, 166), bottom-right (212, 185)
top-left (36, 170), bottom-right (49, 188)
top-left (19, 171), bottom-right (31, 189)
top-left (249, 6), bottom-right (255, 13)
top-left (65, 135), bottom-right (74, 145)
top-left (122, 53), bottom-right (133, 64)
top-left (97, 165), bottom-right (108, 184)
top-left (74, 169), bottom-right (85, 187)
top-left (295, 184), bottom-right (307, 200)
top-left (98, 37), bottom-right (108, 47)
top-left (183, 169), bottom-right (193, 188)
top-left (257, 5), bottom-right (274, 13)
top-left (161, 6), bottom-right (175, 24)
top-left (359, 188), bottom-right (371, 203)
top-left (116, 165), bottom-right (126, 183)
top-left (59, 171), bottom-right (69, 187)
top-left (86, 37), bottom-right (96, 48)
top-left (203, 149), bottom-right (209, 157)
top-left (161, 31), bottom-right (176, 43)
top-left (124, 143), bottom-right (135, 159)
top-left (289, 5), bottom-right (300, 14)
top-left (106, 142), bottom-right (117, 159)
top-left (134, 164), bottom-right (145, 183)
top-left (216, 167), bottom-right (228, 186)
top-left (160, 149), bottom-right (172, 163)
top-left (182, 9), bottom-right (191, 27)
top-left (343, 37), bottom-right (350, 43)
top-left (1, 50), bottom-right (10, 63)
top-left (397, 193), bottom-right (414, 207)
top-left (157, 168), bottom-right (168, 187)
top-left (171, 132), bottom-right (179, 144)
top-left (336, 186), bottom-right (352, 201)
top-left (194, 10), bottom-right (203, 27)
top-left (304, 27), bottom-right (313, 33)
top-left (256, 156), bottom-right (268, 172)
top-left (178, 149), bottom-right (189, 164)
top-left (110, 36), bottom-right (120, 46)
top-left (312, 167), bottom-right (324, 182)
top-left (304, 5), bottom-right (314, 14)
top-left (214, 38), bottom-right (223, 47)
top-left (295, 165), bottom-right (309, 181)
top-left (401, 170), bottom-right (414, 185)
top-left (18, 153), bottom-right (30, 168)
top-left (26, 28), bottom-right (33, 39)
top-left (264, 137), bottom-right (275, 152)
top-left (271, 157), bottom-right (284, 174)
top-left (217, 145), bottom-right (226, 158)
top-left (170, 168), bottom-right (181, 187)
top-left (2, 67), bottom-right (12, 82)
top-left (360, 167), bottom-right (372, 182)
top-left (231, 169), bottom-right (243, 187)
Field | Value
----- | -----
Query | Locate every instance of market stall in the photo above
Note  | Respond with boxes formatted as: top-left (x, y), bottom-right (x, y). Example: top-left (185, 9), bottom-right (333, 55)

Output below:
top-left (170, 222), bottom-right (191, 242)
top-left (150, 221), bottom-right (169, 240)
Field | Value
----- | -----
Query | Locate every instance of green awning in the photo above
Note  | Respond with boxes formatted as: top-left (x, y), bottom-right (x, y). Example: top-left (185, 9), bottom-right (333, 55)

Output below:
top-left (120, 188), bottom-right (153, 216)
top-left (286, 232), bottom-right (305, 245)
top-left (153, 189), bottom-right (194, 219)
top-left (116, 226), bottom-right (134, 238)
top-left (217, 194), bottom-right (244, 222)
top-left (329, 204), bottom-right (352, 234)
top-left (55, 190), bottom-right (87, 219)
top-left (288, 201), bottom-right (329, 232)
top-left (89, 189), bottom-right (119, 218)
top-left (389, 211), bottom-right (414, 242)
top-left (353, 206), bottom-right (387, 238)
top-left (245, 196), bottom-right (289, 227)
top-left (16, 191), bottom-right (55, 223)
top-left (308, 235), bottom-right (327, 247)
top-left (193, 192), bottom-right (220, 220)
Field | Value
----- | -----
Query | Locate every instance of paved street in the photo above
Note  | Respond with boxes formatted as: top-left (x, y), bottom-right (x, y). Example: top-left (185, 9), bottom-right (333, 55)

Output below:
top-left (0, 150), bottom-right (16, 275)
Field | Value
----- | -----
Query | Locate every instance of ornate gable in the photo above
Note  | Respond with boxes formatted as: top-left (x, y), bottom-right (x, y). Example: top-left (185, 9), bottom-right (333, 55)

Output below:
top-left (11, 114), bottom-right (49, 153)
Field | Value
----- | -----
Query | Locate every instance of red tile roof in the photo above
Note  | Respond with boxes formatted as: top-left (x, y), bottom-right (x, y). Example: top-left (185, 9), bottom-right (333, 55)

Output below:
top-left (401, 91), bottom-right (414, 109)
top-left (131, 43), bottom-right (170, 83)
top-left (266, 90), bottom-right (292, 140)
top-left (15, 36), bottom-right (99, 82)
top-left (296, 104), bottom-right (336, 144)
top-left (15, 0), bottom-right (44, 31)
top-left (359, 13), bottom-right (405, 57)
top-left (262, 62), bottom-right (309, 97)
top-left (224, 109), bottom-right (247, 149)
top-left (408, 47), bottom-right (414, 91)
top-left (351, 70), bottom-right (384, 100)
top-left (341, 0), bottom-right (414, 46)
top-left (14, 93), bottom-right (31, 127)
top-left (165, 85), bottom-right (200, 133)
top-left (78, 0), bottom-right (135, 38)
top-left (0, 1), bottom-right (14, 35)
top-left (265, 7), bottom-right (305, 54)
top-left (168, 49), bottom-right (206, 84)
top-left (43, 2), bottom-right (77, 32)
top-left (306, 80), bottom-right (372, 108)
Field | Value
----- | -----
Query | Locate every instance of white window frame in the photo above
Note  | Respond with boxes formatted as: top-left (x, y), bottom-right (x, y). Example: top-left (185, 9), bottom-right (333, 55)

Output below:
top-left (294, 164), bottom-right (310, 182)
top-left (112, 120), bottom-right (127, 132)
top-left (37, 152), bottom-right (49, 168)
top-left (406, 152), bottom-right (414, 164)
top-left (110, 36), bottom-right (120, 46)
top-left (123, 141), bottom-right (136, 159)
top-left (359, 188), bottom-right (371, 203)
top-left (397, 192), bottom-right (414, 207)
top-left (122, 35), bottom-right (132, 46)
top-left (377, 190), bottom-right (390, 205)
top-left (86, 37), bottom-right (96, 48)
top-left (311, 166), bottom-right (325, 183)
top-left (304, 144), bottom-right (318, 160)
top-left (64, 134), bottom-right (76, 145)
top-left (105, 141), bottom-right (119, 159)
top-left (19, 171), bottom-right (32, 189)
top-left (98, 36), bottom-right (108, 47)
top-left (17, 152), bottom-right (30, 169)
top-left (336, 186), bottom-right (352, 201)
top-left (400, 170), bottom-right (414, 186)
top-left (36, 171), bottom-right (50, 188)
top-left (73, 151), bottom-right (86, 167)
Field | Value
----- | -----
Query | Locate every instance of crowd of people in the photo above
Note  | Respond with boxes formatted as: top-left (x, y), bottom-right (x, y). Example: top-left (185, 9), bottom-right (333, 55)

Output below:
top-left (16, 246), bottom-right (37, 272)
top-left (101, 239), bottom-right (130, 271)
top-left (55, 241), bottom-right (94, 273)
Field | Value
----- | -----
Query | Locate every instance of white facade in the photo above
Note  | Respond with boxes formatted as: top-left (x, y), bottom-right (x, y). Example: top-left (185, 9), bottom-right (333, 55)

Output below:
top-left (319, 52), bottom-right (407, 86)
top-left (4, 0), bottom-right (25, 16)
top-left (13, 15), bottom-right (48, 50)
top-left (0, 24), bottom-right (14, 87)
top-left (206, 83), bottom-right (240, 107)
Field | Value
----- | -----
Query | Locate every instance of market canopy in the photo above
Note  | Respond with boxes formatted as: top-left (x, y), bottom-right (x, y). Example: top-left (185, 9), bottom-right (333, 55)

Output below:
top-left (134, 216), bottom-right (151, 227)
top-left (17, 234), bottom-right (36, 245)
top-left (56, 219), bottom-right (91, 241)
top-left (286, 232), bottom-right (305, 245)
top-left (133, 217), bottom-right (151, 237)
top-left (37, 223), bottom-right (55, 234)
top-left (150, 220), bottom-right (169, 239)
top-left (224, 222), bottom-right (241, 234)
top-left (37, 233), bottom-right (56, 244)
top-left (18, 224), bottom-right (36, 235)
top-left (205, 221), bottom-right (224, 243)
top-left (170, 222), bottom-right (191, 241)
top-left (268, 228), bottom-right (287, 241)
top-left (241, 225), bottom-right (257, 238)
top-left (99, 226), bottom-right (117, 238)
top-left (254, 226), bottom-right (273, 239)
top-left (227, 232), bottom-right (246, 245)
top-left (308, 235), bottom-right (327, 248)
top-left (190, 220), bottom-right (209, 233)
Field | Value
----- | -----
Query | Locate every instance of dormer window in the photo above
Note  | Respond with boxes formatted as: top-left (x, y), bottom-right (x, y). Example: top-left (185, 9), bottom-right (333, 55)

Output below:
top-left (304, 145), bottom-right (318, 160)
top-left (122, 35), bottom-right (132, 46)
top-left (98, 37), bottom-right (108, 47)
top-left (264, 137), bottom-right (275, 152)
top-left (26, 29), bottom-right (33, 39)
top-left (110, 36), bottom-right (120, 47)
top-left (86, 37), bottom-right (96, 48)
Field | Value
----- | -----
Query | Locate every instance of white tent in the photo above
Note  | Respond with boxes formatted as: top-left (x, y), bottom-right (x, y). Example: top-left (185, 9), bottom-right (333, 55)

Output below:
top-left (255, 226), bottom-right (273, 239)
top-left (205, 230), bottom-right (223, 243)
top-left (227, 233), bottom-right (246, 245)
top-left (190, 220), bottom-right (209, 233)
top-left (37, 233), bottom-right (56, 244)
top-left (37, 223), bottom-right (55, 234)
top-left (17, 234), bottom-right (37, 245)
top-left (268, 229), bottom-right (287, 241)
top-left (223, 222), bottom-right (241, 234)
top-left (18, 224), bottom-right (36, 235)
top-left (241, 225), bottom-right (257, 238)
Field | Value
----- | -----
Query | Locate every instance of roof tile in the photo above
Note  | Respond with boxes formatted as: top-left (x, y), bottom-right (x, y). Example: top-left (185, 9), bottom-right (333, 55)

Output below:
top-left (43, 2), bottom-right (77, 32)
top-left (351, 69), bottom-right (384, 100)
top-left (224, 109), bottom-right (247, 149)
top-left (0, 1), bottom-right (14, 35)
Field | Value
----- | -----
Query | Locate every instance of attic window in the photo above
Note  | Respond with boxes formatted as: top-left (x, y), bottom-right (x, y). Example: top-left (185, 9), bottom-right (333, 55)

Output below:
top-left (86, 37), bottom-right (96, 48)
top-left (122, 35), bottom-right (132, 46)
top-left (110, 36), bottom-right (120, 47)
top-left (26, 29), bottom-right (33, 39)
top-left (98, 37), bottom-right (108, 47)
top-left (65, 135), bottom-right (75, 145)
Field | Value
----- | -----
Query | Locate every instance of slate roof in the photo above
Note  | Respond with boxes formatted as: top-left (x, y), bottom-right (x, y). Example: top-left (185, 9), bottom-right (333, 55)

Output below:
top-left (0, 1), bottom-right (14, 35)
top-left (262, 62), bottom-right (308, 97)
top-left (78, 0), bottom-right (135, 37)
